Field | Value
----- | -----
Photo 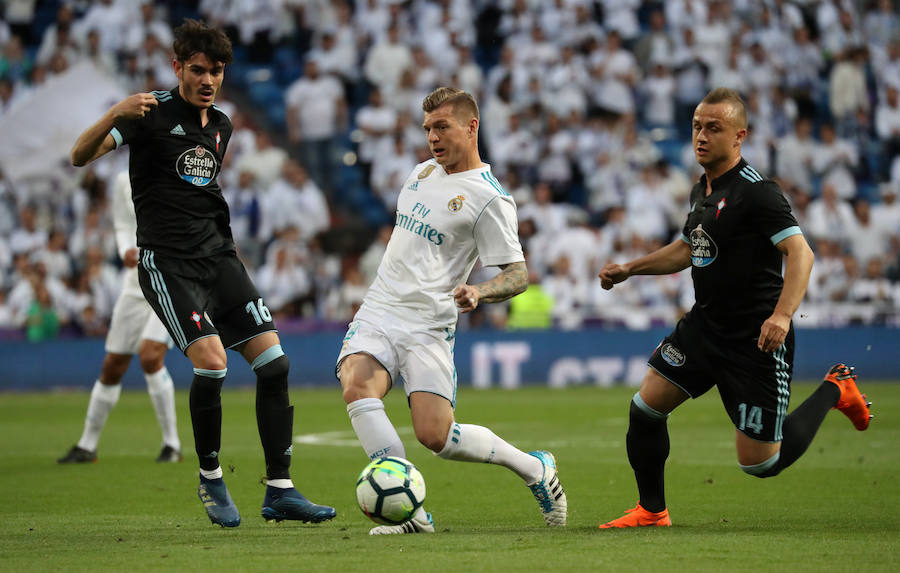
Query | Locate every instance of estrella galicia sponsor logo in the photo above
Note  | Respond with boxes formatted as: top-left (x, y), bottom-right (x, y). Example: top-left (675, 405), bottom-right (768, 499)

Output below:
top-left (690, 224), bottom-right (717, 267)
top-left (176, 145), bottom-right (218, 186)
top-left (660, 343), bottom-right (685, 367)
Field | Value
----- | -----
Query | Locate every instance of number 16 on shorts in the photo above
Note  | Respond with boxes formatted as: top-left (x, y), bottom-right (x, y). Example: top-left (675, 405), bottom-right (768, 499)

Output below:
top-left (245, 297), bottom-right (272, 325)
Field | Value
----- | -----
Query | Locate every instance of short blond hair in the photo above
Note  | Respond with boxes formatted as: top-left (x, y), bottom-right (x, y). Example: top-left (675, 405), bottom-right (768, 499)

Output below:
top-left (422, 87), bottom-right (480, 121)
top-left (700, 87), bottom-right (748, 129)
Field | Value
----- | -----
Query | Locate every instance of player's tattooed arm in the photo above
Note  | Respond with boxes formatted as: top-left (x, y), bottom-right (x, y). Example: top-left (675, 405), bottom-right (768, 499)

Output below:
top-left (454, 261), bottom-right (527, 313)
top-left (477, 261), bottom-right (528, 302)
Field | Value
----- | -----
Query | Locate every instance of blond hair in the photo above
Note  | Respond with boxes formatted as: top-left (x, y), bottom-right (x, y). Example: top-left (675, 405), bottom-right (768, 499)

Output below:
top-left (700, 87), bottom-right (748, 129)
top-left (422, 87), bottom-right (480, 121)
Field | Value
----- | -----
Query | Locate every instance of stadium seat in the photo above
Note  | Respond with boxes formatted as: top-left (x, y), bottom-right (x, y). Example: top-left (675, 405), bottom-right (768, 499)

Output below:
top-left (654, 138), bottom-right (686, 167)
top-left (274, 46), bottom-right (304, 84)
top-left (247, 80), bottom-right (282, 107)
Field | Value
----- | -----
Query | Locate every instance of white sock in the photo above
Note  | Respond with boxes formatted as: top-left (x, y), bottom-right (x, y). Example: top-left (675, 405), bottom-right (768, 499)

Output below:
top-left (77, 380), bottom-right (121, 451)
top-left (145, 367), bottom-right (180, 450)
top-left (200, 466), bottom-right (223, 480)
top-left (266, 478), bottom-right (294, 489)
top-left (437, 422), bottom-right (543, 483)
top-left (347, 398), bottom-right (406, 460)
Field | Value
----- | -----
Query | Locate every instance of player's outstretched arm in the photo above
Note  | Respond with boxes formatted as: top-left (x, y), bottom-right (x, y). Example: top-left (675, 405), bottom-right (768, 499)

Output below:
top-left (70, 93), bottom-right (158, 166)
top-left (454, 260), bottom-right (527, 313)
top-left (757, 233), bottom-right (814, 352)
top-left (598, 238), bottom-right (691, 290)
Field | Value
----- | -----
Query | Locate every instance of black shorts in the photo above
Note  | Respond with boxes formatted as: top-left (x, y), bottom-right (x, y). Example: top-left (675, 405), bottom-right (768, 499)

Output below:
top-left (138, 249), bottom-right (276, 353)
top-left (647, 312), bottom-right (794, 443)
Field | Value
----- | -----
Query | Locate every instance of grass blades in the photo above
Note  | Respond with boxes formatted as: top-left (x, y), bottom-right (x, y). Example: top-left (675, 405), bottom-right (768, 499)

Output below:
top-left (1, 384), bottom-right (897, 572)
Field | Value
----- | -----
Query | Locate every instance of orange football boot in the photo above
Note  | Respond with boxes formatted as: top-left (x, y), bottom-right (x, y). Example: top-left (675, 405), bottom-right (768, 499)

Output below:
top-left (824, 363), bottom-right (872, 431)
top-left (598, 503), bottom-right (672, 529)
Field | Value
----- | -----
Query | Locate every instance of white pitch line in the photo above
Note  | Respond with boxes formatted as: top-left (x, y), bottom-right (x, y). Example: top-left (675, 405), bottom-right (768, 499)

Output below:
top-left (294, 427), bottom-right (415, 447)
top-left (294, 428), bottom-right (623, 450)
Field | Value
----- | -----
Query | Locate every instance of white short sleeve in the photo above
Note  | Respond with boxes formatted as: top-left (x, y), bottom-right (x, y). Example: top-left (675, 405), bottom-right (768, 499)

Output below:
top-left (473, 196), bottom-right (524, 267)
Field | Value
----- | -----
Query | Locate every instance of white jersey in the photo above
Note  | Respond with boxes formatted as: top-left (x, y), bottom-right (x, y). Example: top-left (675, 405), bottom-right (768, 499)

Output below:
top-left (112, 171), bottom-right (142, 297)
top-left (356, 160), bottom-right (524, 329)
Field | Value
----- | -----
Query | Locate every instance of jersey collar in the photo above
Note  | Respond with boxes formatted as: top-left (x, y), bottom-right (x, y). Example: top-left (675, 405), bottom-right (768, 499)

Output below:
top-left (434, 161), bottom-right (491, 179)
top-left (699, 157), bottom-right (748, 194)
top-left (170, 87), bottom-right (219, 123)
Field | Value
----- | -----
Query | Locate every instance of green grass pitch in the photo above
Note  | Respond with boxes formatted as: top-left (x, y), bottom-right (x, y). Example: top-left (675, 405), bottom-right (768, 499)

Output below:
top-left (1, 383), bottom-right (897, 572)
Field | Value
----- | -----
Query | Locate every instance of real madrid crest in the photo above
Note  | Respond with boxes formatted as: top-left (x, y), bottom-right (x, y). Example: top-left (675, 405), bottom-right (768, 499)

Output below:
top-left (448, 195), bottom-right (465, 212)
top-left (418, 164), bottom-right (436, 179)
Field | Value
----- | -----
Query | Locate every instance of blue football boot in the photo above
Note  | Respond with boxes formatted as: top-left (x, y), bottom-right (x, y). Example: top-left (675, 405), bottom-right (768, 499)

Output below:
top-left (197, 474), bottom-right (241, 528)
top-left (261, 486), bottom-right (337, 523)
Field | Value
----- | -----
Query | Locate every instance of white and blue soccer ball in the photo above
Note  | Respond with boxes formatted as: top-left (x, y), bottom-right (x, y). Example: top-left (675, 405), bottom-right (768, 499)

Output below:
top-left (355, 456), bottom-right (426, 525)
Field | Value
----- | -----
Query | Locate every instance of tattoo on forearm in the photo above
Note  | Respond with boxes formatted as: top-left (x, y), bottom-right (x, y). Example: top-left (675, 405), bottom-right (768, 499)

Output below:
top-left (475, 261), bottom-right (527, 303)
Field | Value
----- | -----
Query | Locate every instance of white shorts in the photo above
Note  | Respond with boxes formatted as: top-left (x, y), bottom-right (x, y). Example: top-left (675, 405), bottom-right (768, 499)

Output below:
top-left (105, 292), bottom-right (174, 355)
top-left (335, 317), bottom-right (458, 406)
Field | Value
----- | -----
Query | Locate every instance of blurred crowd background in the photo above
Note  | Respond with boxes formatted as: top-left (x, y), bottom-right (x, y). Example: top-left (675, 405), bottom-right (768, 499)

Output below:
top-left (1, 0), bottom-right (899, 342)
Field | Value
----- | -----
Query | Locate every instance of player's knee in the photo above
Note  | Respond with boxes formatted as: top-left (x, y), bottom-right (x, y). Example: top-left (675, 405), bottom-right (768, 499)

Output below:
top-left (342, 384), bottom-right (367, 404)
top-left (138, 342), bottom-right (167, 373)
top-left (100, 354), bottom-right (131, 384)
top-left (416, 429), bottom-right (446, 453)
top-left (200, 356), bottom-right (227, 371)
top-left (339, 356), bottom-right (386, 404)
top-left (190, 346), bottom-right (227, 371)
top-left (414, 417), bottom-right (452, 453)
top-left (342, 377), bottom-right (386, 404)
top-left (739, 451), bottom-right (782, 479)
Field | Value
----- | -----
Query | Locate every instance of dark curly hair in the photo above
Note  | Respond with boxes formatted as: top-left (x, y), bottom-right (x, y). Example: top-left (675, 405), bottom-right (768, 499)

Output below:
top-left (173, 19), bottom-right (232, 65)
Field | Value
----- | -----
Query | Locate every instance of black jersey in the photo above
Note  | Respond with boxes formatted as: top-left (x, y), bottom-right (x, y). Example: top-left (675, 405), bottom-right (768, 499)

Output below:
top-left (110, 88), bottom-right (234, 258)
top-left (681, 159), bottom-right (801, 340)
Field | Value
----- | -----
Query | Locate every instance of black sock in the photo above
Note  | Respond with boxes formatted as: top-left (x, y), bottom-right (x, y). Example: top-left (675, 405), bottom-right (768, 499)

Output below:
top-left (760, 382), bottom-right (840, 477)
top-left (255, 355), bottom-right (292, 480)
top-left (626, 400), bottom-right (670, 513)
top-left (189, 373), bottom-right (224, 472)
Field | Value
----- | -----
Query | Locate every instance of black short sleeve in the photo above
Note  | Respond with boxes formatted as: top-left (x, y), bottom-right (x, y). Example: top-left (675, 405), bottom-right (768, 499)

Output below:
top-left (745, 181), bottom-right (801, 245)
top-left (110, 109), bottom-right (154, 148)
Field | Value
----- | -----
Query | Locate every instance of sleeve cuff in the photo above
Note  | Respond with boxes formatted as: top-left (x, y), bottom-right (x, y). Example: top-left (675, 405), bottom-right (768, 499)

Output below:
top-left (770, 226), bottom-right (802, 245)
top-left (110, 127), bottom-right (124, 149)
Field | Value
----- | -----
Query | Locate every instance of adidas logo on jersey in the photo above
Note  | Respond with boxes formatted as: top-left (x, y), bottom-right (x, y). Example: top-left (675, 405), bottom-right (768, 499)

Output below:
top-left (170, 124), bottom-right (186, 136)
top-left (407, 181), bottom-right (419, 191)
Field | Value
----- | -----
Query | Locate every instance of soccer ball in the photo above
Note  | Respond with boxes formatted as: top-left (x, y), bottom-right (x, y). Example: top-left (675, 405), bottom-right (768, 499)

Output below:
top-left (355, 456), bottom-right (426, 525)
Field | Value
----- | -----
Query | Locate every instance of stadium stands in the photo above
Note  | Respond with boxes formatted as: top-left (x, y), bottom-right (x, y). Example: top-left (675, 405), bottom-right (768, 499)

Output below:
top-left (0, 0), bottom-right (898, 340)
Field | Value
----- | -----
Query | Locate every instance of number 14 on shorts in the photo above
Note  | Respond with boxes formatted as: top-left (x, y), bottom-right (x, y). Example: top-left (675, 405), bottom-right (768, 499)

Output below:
top-left (737, 403), bottom-right (763, 434)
